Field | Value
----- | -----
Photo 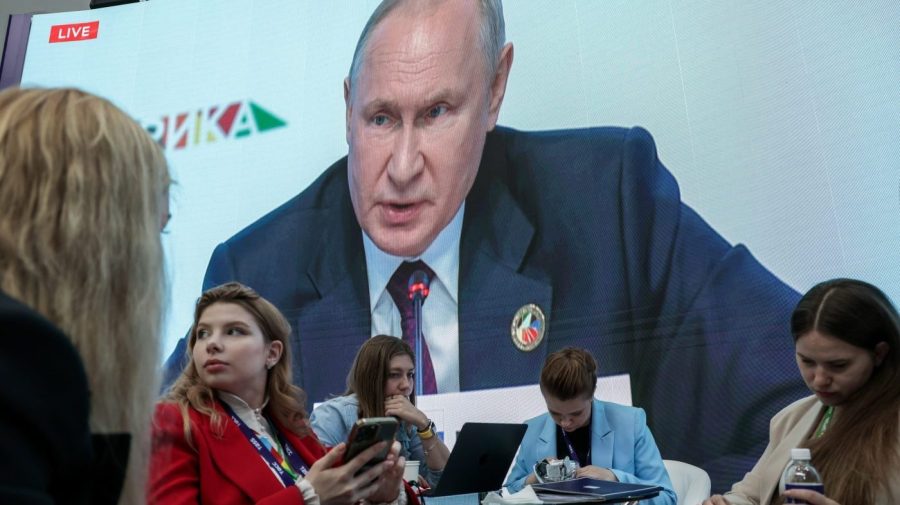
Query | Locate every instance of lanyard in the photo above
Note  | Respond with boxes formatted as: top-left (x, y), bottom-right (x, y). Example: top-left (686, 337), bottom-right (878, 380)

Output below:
top-left (220, 400), bottom-right (310, 487)
top-left (813, 406), bottom-right (834, 439)
top-left (559, 428), bottom-right (590, 467)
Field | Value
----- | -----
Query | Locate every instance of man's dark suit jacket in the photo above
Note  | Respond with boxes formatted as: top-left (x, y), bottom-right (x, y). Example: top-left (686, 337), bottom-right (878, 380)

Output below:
top-left (164, 126), bottom-right (805, 489)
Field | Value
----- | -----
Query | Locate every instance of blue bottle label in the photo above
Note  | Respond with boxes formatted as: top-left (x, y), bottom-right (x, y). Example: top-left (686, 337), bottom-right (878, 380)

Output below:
top-left (784, 483), bottom-right (825, 504)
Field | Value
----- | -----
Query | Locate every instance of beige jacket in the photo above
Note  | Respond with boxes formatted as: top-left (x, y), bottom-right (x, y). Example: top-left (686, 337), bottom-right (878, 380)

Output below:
top-left (723, 395), bottom-right (900, 505)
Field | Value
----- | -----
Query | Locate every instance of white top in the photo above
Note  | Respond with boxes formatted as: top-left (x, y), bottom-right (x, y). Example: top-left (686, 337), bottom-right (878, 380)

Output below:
top-left (363, 203), bottom-right (464, 394)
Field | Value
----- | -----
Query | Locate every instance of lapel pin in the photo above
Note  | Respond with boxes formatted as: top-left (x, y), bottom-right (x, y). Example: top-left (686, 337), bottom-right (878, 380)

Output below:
top-left (511, 303), bottom-right (546, 351)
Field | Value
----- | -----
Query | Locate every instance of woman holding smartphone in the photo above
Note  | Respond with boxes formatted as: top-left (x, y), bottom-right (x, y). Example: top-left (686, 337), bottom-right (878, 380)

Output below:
top-left (149, 283), bottom-right (416, 505)
top-left (311, 336), bottom-right (450, 488)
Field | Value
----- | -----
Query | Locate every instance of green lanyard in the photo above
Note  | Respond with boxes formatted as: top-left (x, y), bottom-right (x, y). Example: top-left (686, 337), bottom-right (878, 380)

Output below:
top-left (813, 406), bottom-right (834, 439)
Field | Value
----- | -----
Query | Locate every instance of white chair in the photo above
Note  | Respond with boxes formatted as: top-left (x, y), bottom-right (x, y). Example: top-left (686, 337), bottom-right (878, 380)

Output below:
top-left (663, 459), bottom-right (711, 505)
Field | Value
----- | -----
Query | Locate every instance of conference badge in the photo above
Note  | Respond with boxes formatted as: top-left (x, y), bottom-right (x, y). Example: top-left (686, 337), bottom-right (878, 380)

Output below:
top-left (510, 304), bottom-right (546, 351)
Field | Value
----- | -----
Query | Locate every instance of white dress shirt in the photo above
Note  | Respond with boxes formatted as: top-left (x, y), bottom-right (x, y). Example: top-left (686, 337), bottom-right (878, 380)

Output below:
top-left (363, 203), bottom-right (463, 394)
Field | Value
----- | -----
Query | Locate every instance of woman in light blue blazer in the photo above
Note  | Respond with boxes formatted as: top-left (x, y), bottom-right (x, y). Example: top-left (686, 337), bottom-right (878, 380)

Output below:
top-left (505, 348), bottom-right (676, 505)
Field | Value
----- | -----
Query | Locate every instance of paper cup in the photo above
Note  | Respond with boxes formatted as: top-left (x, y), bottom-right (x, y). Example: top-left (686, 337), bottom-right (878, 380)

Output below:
top-left (403, 460), bottom-right (420, 482)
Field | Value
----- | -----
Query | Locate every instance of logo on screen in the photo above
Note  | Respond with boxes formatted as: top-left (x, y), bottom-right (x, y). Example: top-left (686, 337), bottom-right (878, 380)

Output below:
top-left (141, 100), bottom-right (287, 151)
top-left (49, 22), bottom-right (100, 43)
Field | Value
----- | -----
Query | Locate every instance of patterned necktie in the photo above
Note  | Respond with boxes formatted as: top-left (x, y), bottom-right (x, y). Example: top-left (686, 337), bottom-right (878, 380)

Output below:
top-left (386, 260), bottom-right (438, 394)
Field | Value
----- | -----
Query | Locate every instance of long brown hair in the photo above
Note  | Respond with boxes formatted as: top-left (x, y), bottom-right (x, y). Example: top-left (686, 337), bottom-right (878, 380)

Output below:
top-left (165, 282), bottom-right (308, 444)
top-left (345, 335), bottom-right (416, 419)
top-left (788, 278), bottom-right (900, 504)
top-left (0, 87), bottom-right (169, 505)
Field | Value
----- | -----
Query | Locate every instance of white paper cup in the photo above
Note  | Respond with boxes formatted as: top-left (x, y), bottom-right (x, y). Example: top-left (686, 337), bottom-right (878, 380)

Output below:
top-left (403, 460), bottom-right (420, 482)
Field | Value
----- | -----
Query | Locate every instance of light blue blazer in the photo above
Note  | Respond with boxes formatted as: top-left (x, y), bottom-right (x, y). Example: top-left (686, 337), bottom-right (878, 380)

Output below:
top-left (505, 399), bottom-right (676, 505)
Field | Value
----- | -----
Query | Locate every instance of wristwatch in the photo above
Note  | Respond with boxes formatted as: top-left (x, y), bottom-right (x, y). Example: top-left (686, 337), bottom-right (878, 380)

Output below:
top-left (417, 419), bottom-right (436, 439)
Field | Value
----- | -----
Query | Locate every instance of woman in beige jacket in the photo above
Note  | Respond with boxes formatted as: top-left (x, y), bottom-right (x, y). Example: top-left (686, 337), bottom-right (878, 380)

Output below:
top-left (704, 279), bottom-right (900, 505)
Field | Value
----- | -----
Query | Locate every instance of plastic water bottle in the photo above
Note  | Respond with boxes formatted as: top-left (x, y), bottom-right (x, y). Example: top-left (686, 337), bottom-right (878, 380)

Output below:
top-left (781, 448), bottom-right (824, 504)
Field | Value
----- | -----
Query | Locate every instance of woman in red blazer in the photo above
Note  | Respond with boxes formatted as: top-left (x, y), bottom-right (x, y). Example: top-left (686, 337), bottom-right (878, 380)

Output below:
top-left (150, 282), bottom-right (416, 505)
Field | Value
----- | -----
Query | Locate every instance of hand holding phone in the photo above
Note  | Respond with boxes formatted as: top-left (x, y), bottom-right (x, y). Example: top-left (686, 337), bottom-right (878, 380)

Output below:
top-left (303, 431), bottom-right (404, 505)
top-left (343, 417), bottom-right (399, 474)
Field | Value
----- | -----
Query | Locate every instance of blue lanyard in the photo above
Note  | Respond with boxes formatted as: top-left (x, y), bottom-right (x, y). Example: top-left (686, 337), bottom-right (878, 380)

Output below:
top-left (559, 428), bottom-right (590, 467)
top-left (220, 400), bottom-right (310, 487)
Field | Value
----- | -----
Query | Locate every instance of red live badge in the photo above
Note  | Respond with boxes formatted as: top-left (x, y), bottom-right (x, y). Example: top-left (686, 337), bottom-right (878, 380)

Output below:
top-left (49, 21), bottom-right (99, 43)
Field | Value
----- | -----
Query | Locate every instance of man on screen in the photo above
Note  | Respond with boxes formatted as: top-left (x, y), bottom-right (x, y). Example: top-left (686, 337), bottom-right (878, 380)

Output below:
top-left (164, 0), bottom-right (804, 489)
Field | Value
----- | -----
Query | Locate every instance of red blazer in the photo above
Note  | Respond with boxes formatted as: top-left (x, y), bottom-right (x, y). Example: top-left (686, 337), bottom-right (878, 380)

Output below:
top-left (150, 401), bottom-right (421, 505)
top-left (149, 401), bottom-right (327, 505)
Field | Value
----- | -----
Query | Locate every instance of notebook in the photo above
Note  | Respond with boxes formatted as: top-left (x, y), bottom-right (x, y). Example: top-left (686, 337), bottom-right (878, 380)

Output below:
top-left (532, 477), bottom-right (662, 503)
top-left (427, 422), bottom-right (527, 497)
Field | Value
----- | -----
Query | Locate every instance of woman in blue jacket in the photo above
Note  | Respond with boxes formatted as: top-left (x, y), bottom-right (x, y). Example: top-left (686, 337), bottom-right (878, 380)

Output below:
top-left (311, 336), bottom-right (450, 488)
top-left (505, 347), bottom-right (676, 505)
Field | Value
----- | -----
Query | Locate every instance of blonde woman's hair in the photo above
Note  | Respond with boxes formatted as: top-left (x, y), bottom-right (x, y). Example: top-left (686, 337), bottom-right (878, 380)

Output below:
top-left (165, 282), bottom-right (309, 444)
top-left (0, 87), bottom-right (169, 505)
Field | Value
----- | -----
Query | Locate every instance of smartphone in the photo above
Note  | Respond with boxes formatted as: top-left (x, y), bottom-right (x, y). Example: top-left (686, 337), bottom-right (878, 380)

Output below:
top-left (343, 417), bottom-right (399, 474)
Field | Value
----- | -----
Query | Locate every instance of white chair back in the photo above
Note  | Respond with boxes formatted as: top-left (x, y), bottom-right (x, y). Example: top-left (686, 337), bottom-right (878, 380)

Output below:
top-left (663, 459), bottom-right (711, 505)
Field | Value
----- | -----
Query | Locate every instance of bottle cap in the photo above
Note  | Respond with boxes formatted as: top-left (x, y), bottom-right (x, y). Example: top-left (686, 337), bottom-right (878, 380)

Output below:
top-left (791, 448), bottom-right (811, 460)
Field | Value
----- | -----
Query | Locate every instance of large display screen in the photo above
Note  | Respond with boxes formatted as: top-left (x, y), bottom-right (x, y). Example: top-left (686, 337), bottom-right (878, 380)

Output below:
top-left (17, 0), bottom-right (899, 491)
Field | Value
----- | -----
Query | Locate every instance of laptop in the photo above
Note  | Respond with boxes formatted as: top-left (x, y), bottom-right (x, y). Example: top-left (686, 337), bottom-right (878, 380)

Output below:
top-left (532, 477), bottom-right (662, 503)
top-left (427, 422), bottom-right (527, 497)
